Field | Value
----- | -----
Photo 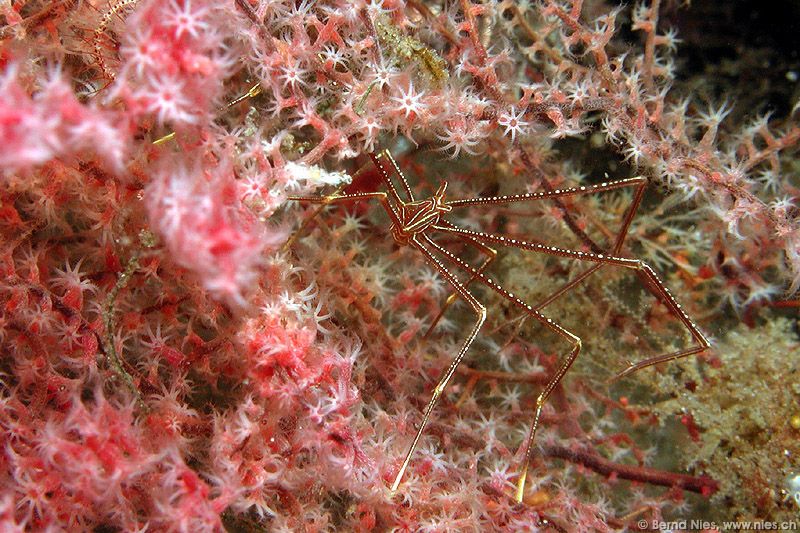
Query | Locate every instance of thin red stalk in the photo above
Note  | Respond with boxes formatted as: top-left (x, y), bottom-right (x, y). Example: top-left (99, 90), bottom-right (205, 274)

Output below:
top-left (642, 0), bottom-right (661, 92)
top-left (541, 443), bottom-right (718, 495)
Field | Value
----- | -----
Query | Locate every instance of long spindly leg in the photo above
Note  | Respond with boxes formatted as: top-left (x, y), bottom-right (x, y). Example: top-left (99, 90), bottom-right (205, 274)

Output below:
top-left (419, 234), bottom-right (584, 502)
top-left (439, 174), bottom-right (701, 368)
top-left (520, 257), bottom-right (709, 382)
top-left (446, 176), bottom-right (648, 255)
top-left (532, 176), bottom-right (647, 309)
top-left (610, 176), bottom-right (647, 255)
top-left (282, 183), bottom-right (349, 251)
top-left (446, 176), bottom-right (647, 210)
top-left (435, 223), bottom-right (642, 268)
top-left (484, 177), bottom-right (645, 327)
top-left (611, 262), bottom-right (710, 380)
top-left (585, 180), bottom-right (711, 378)
top-left (372, 149), bottom-right (416, 202)
top-left (423, 227), bottom-right (497, 339)
top-left (444, 176), bottom-right (648, 308)
top-left (433, 224), bottom-right (710, 383)
top-left (367, 151), bottom-right (413, 206)
top-left (392, 235), bottom-right (487, 493)
top-left (437, 190), bottom-right (636, 320)
top-left (284, 190), bottom-right (403, 252)
top-left (283, 150), bottom-right (412, 251)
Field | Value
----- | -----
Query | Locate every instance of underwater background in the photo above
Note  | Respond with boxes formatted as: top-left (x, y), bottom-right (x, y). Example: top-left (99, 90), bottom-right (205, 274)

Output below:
top-left (0, 0), bottom-right (797, 530)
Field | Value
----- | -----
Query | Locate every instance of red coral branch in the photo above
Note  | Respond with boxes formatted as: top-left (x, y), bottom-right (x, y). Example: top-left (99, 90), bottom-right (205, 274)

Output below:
top-left (542, 443), bottom-right (719, 496)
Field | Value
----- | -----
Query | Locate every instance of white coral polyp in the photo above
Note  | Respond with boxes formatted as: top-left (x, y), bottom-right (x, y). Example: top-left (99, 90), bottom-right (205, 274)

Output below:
top-left (282, 161), bottom-right (352, 193)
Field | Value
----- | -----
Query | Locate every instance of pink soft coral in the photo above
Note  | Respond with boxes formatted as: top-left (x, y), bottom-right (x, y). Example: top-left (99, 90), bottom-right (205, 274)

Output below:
top-left (146, 156), bottom-right (286, 308)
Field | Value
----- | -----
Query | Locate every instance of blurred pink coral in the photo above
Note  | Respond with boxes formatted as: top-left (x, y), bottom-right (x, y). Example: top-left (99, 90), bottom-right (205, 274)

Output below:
top-left (111, 0), bottom-right (236, 129)
top-left (146, 157), bottom-right (286, 308)
top-left (0, 62), bottom-right (127, 174)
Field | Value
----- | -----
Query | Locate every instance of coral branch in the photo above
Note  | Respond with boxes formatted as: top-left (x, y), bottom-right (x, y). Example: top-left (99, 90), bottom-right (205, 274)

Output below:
top-left (541, 443), bottom-right (719, 496)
